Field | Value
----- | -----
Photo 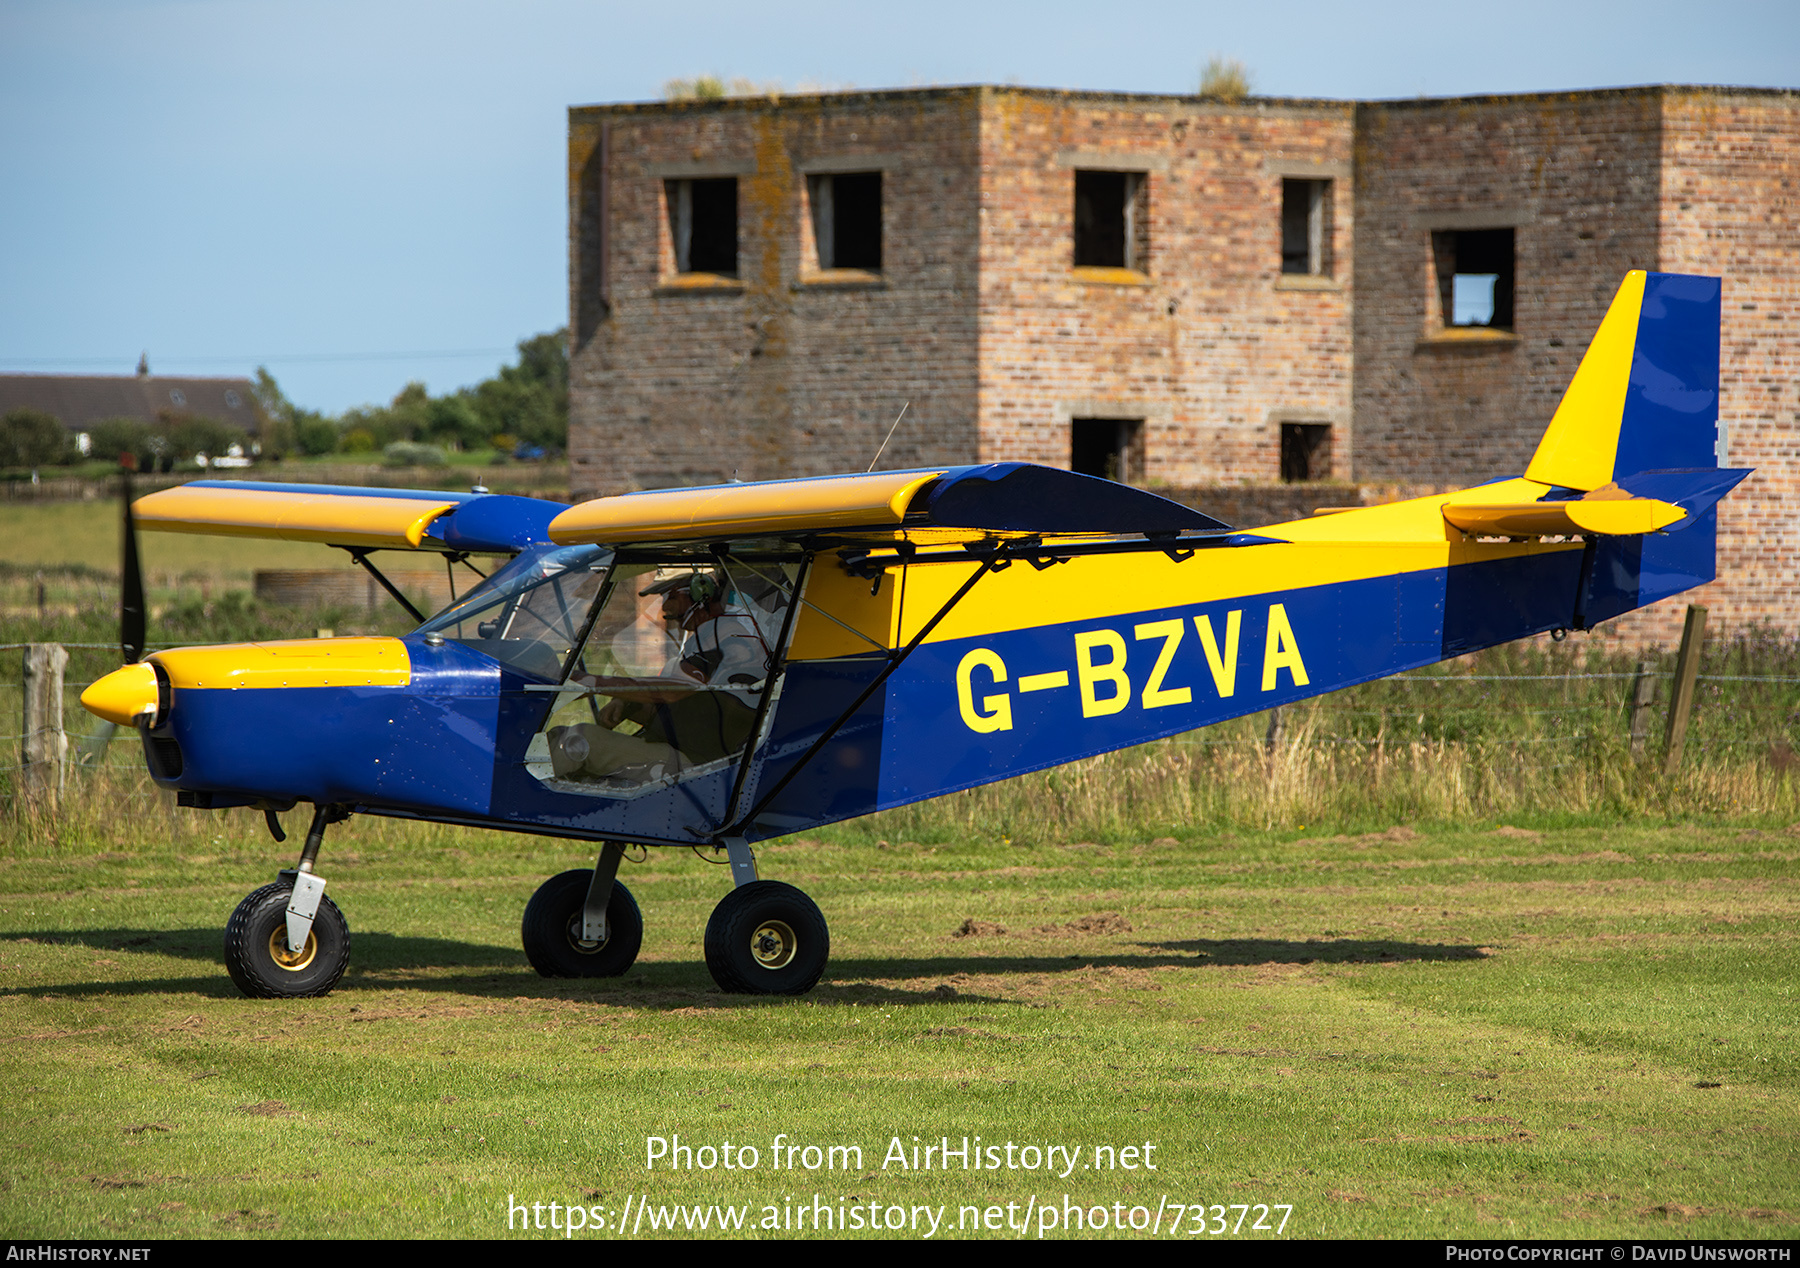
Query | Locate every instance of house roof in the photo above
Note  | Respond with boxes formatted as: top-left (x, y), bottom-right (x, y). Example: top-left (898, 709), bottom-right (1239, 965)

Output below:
top-left (0, 373), bottom-right (261, 432)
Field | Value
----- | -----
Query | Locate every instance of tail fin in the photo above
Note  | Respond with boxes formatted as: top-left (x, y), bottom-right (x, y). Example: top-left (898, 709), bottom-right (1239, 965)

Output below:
top-left (1525, 270), bottom-right (1723, 490)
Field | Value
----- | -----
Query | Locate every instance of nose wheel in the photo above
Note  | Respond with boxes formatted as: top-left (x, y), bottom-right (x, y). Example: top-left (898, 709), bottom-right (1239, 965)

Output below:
top-left (223, 881), bottom-right (350, 999)
top-left (704, 881), bottom-right (829, 995)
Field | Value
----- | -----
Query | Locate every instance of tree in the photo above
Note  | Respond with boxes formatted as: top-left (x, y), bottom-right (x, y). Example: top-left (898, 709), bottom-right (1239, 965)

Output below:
top-left (0, 409), bottom-right (75, 468)
top-left (160, 412), bottom-right (238, 463)
top-left (470, 329), bottom-right (568, 450)
top-left (295, 415), bottom-right (339, 456)
top-left (252, 367), bottom-right (296, 458)
top-left (89, 417), bottom-right (154, 469)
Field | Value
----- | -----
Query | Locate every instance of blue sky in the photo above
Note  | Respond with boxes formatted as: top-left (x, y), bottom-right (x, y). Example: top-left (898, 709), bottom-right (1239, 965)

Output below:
top-left (2, 0), bottom-right (1794, 414)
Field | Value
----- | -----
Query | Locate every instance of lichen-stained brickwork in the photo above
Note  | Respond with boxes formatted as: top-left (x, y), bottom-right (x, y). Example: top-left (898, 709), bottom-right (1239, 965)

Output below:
top-left (568, 91), bottom-right (984, 499)
top-left (1352, 86), bottom-right (1800, 647)
top-left (1350, 90), bottom-right (1666, 486)
top-left (974, 89), bottom-right (1355, 484)
top-left (1602, 88), bottom-right (1800, 647)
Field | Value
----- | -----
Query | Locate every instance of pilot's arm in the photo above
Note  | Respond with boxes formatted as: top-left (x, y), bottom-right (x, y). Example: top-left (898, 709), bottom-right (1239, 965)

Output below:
top-left (570, 662), bottom-right (709, 728)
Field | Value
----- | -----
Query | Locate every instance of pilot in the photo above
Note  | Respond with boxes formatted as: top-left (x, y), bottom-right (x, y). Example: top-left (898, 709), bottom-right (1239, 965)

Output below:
top-left (548, 570), bottom-right (768, 781)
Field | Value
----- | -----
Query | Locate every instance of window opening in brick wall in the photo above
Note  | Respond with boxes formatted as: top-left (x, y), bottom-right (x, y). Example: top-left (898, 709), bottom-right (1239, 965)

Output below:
top-left (1280, 179), bottom-right (1330, 275)
top-left (1279, 423), bottom-right (1332, 482)
top-left (1073, 171), bottom-right (1148, 271)
top-left (808, 171), bottom-right (882, 270)
top-left (1071, 418), bottom-right (1144, 484)
top-left (1433, 227), bottom-right (1514, 329)
top-left (666, 177), bottom-right (738, 276)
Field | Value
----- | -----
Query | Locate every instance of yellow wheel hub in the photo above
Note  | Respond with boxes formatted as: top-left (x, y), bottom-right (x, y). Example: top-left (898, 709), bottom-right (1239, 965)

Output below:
top-left (750, 919), bottom-right (797, 971)
top-left (267, 926), bottom-right (318, 972)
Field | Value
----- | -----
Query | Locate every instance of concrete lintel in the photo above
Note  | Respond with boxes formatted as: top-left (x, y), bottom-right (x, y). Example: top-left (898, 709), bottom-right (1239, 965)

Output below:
top-left (1054, 150), bottom-right (1172, 173)
top-left (1053, 398), bottom-right (1174, 427)
top-left (1412, 208), bottom-right (1536, 232)
top-left (1262, 158), bottom-right (1351, 181)
top-left (1264, 408), bottom-right (1348, 428)
top-left (644, 158), bottom-right (757, 179)
top-left (796, 153), bottom-right (907, 174)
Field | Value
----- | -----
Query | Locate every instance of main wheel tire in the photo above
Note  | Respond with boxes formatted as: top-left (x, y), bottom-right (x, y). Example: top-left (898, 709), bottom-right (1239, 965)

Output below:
top-left (223, 881), bottom-right (350, 999)
top-left (521, 869), bottom-right (643, 978)
top-left (703, 881), bottom-right (829, 995)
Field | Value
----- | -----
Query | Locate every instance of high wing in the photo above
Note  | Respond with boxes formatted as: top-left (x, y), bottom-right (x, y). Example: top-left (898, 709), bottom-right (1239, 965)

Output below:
top-left (133, 480), bottom-right (567, 554)
top-left (545, 462), bottom-right (1234, 545)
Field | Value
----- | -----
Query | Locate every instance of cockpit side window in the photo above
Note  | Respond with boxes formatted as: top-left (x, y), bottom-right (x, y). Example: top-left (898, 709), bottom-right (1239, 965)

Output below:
top-left (525, 559), bottom-right (798, 799)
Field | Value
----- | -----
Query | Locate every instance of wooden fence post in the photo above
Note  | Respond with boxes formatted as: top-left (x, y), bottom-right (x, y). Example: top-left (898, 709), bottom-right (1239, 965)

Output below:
top-left (1628, 659), bottom-right (1657, 758)
top-left (1663, 604), bottom-right (1708, 775)
top-left (21, 643), bottom-right (69, 808)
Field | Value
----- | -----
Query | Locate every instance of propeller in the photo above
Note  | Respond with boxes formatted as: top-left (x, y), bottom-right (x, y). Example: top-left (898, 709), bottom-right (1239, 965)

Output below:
top-left (76, 465), bottom-right (148, 770)
top-left (120, 468), bottom-right (146, 665)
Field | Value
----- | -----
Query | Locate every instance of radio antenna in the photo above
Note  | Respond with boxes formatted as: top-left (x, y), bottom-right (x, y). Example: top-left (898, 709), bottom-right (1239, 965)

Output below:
top-left (866, 401), bottom-right (909, 472)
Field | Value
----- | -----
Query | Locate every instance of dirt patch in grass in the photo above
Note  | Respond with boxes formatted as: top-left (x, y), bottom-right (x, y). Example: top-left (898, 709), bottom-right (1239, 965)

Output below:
top-left (237, 1100), bottom-right (296, 1117)
top-left (1295, 825), bottom-right (1419, 849)
top-left (1032, 912), bottom-right (1134, 937)
top-left (953, 918), bottom-right (1007, 938)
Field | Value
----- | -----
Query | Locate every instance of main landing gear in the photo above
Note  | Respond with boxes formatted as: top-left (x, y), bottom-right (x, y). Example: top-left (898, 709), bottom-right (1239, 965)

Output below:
top-left (224, 813), bottom-right (832, 998)
top-left (224, 804), bottom-right (352, 999)
top-left (522, 837), bottom-right (829, 996)
top-left (521, 843), bottom-right (643, 977)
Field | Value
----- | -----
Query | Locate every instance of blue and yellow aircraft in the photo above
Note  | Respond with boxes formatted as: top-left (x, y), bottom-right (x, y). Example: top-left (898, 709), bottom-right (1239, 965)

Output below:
top-left (80, 271), bottom-right (1747, 999)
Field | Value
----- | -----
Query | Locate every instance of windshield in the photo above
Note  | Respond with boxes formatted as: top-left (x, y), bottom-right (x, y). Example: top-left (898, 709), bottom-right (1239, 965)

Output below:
top-left (414, 543), bottom-right (612, 680)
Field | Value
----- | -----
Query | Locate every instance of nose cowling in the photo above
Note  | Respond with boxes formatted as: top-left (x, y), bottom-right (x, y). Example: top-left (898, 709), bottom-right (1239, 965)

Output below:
top-left (81, 662), bottom-right (161, 727)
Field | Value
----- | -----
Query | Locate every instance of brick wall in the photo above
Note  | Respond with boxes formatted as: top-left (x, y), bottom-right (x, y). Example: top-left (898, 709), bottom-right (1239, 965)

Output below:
top-left (568, 91), bottom-right (985, 500)
top-left (975, 89), bottom-right (1355, 484)
top-left (1610, 89), bottom-right (1800, 648)
top-left (1351, 90), bottom-right (1666, 485)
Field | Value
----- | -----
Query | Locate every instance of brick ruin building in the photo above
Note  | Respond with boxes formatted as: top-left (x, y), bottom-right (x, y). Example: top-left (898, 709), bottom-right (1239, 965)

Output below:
top-left (567, 84), bottom-right (1797, 643)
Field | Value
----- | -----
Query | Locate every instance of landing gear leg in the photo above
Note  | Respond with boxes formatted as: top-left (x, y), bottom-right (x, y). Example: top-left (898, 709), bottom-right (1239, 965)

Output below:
top-left (522, 842), bottom-right (643, 978)
top-left (223, 803), bottom-right (353, 999)
top-left (703, 837), bottom-right (830, 996)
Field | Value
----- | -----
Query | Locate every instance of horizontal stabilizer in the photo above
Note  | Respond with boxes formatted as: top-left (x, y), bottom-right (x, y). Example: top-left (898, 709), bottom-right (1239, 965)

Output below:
top-left (1612, 467), bottom-right (1751, 531)
top-left (1444, 496), bottom-right (1685, 538)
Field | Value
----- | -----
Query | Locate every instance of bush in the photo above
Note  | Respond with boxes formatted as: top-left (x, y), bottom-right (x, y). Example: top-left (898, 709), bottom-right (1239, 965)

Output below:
top-left (295, 414), bottom-right (339, 456)
top-left (160, 412), bottom-right (240, 463)
top-left (1198, 56), bottom-right (1252, 101)
top-left (88, 417), bottom-right (154, 469)
top-left (423, 395), bottom-right (485, 451)
top-left (382, 441), bottom-right (448, 467)
top-left (0, 408), bottom-right (75, 468)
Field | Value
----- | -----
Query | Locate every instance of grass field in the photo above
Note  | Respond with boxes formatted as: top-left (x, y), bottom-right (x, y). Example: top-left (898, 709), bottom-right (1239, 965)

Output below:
top-left (0, 795), bottom-right (1794, 1240)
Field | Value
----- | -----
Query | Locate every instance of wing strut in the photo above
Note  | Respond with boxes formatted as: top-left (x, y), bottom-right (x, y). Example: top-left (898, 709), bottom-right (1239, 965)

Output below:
top-left (721, 547), bottom-right (1006, 839)
top-left (341, 548), bottom-right (428, 624)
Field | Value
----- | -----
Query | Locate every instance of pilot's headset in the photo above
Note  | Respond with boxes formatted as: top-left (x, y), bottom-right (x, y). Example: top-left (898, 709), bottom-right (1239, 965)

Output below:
top-left (685, 572), bottom-right (722, 605)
